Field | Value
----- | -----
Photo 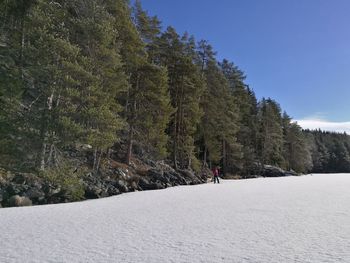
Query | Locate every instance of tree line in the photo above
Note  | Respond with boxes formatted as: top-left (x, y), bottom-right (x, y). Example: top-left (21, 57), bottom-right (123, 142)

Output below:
top-left (0, 0), bottom-right (348, 176)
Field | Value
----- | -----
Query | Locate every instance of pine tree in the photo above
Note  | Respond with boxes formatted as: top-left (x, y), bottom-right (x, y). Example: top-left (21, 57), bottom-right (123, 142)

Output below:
top-left (133, 0), bottom-right (162, 63)
top-left (66, 0), bottom-right (127, 171)
top-left (202, 60), bottom-right (240, 175)
top-left (304, 129), bottom-right (350, 173)
top-left (195, 43), bottom-right (241, 175)
top-left (111, 0), bottom-right (172, 164)
top-left (1, 0), bottom-right (127, 172)
top-left (282, 113), bottom-right (312, 172)
top-left (258, 98), bottom-right (284, 166)
top-left (219, 59), bottom-right (258, 175)
top-left (0, 0), bottom-right (89, 170)
top-left (157, 27), bottom-right (204, 169)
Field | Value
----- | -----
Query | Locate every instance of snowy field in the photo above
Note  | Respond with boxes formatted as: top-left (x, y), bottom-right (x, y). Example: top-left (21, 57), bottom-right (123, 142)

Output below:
top-left (1, 174), bottom-right (350, 263)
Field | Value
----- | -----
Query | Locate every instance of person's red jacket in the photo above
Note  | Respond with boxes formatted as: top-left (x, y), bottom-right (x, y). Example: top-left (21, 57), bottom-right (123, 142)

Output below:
top-left (212, 168), bottom-right (219, 177)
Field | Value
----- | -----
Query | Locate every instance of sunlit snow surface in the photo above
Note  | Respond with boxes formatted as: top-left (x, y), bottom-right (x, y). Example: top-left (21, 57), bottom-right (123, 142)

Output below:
top-left (1, 174), bottom-right (350, 263)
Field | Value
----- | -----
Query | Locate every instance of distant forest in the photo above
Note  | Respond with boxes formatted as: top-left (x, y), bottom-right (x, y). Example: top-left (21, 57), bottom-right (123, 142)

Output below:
top-left (1, 0), bottom-right (350, 176)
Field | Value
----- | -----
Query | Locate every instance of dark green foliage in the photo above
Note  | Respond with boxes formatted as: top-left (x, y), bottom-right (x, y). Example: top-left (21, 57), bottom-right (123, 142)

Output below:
top-left (257, 98), bottom-right (284, 166)
top-left (282, 113), bottom-right (312, 173)
top-left (199, 59), bottom-right (240, 175)
top-left (1, 0), bottom-right (349, 181)
top-left (304, 130), bottom-right (350, 173)
top-left (40, 161), bottom-right (85, 201)
top-left (157, 27), bottom-right (204, 169)
top-left (0, 0), bottom-right (127, 172)
top-left (219, 59), bottom-right (257, 175)
top-left (114, 0), bottom-right (172, 164)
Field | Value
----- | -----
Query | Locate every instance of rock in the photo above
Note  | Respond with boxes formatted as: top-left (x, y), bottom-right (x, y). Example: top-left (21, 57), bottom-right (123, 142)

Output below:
top-left (138, 177), bottom-right (150, 189)
top-left (261, 165), bottom-right (285, 177)
top-left (0, 151), bottom-right (210, 208)
top-left (116, 168), bottom-right (128, 178)
top-left (8, 195), bottom-right (32, 207)
top-left (148, 169), bottom-right (166, 182)
top-left (129, 181), bottom-right (138, 191)
top-left (5, 183), bottom-right (27, 196)
top-left (107, 186), bottom-right (120, 196)
top-left (84, 187), bottom-right (99, 199)
top-left (167, 171), bottom-right (186, 185)
top-left (25, 188), bottom-right (45, 202)
top-left (285, 170), bottom-right (299, 176)
top-left (178, 169), bottom-right (202, 185)
top-left (139, 177), bottom-right (159, 190)
top-left (155, 161), bottom-right (175, 173)
top-left (43, 183), bottom-right (61, 196)
top-left (81, 144), bottom-right (92, 150)
top-left (116, 180), bottom-right (128, 192)
top-left (143, 159), bottom-right (156, 167)
top-left (260, 165), bottom-right (299, 177)
top-left (99, 190), bottom-right (109, 198)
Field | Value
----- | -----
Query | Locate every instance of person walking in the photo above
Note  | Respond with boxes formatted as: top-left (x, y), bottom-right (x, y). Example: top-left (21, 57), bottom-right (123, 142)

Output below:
top-left (212, 166), bottom-right (220, 184)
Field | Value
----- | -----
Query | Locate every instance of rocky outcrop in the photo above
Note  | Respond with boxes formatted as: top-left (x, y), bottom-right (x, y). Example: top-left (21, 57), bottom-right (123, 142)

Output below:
top-left (261, 165), bottom-right (299, 177)
top-left (0, 159), bottom-right (209, 208)
top-left (0, 172), bottom-right (44, 207)
top-left (93, 160), bottom-right (206, 193)
top-left (256, 165), bottom-right (299, 177)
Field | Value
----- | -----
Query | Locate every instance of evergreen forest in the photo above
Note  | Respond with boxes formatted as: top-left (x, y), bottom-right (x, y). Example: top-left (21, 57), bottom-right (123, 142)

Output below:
top-left (2, 0), bottom-right (350, 180)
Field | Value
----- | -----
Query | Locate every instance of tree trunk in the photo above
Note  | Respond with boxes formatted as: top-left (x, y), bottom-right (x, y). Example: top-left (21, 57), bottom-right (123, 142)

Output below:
top-left (126, 73), bottom-right (139, 166)
top-left (178, 76), bottom-right (185, 168)
top-left (188, 151), bottom-right (192, 169)
top-left (47, 143), bottom-right (54, 167)
top-left (222, 139), bottom-right (226, 177)
top-left (93, 148), bottom-right (98, 171)
top-left (20, 18), bottom-right (25, 80)
top-left (38, 92), bottom-right (54, 170)
top-left (173, 117), bottom-right (178, 170)
top-left (203, 145), bottom-right (207, 167)
top-left (126, 124), bottom-right (133, 165)
top-left (96, 150), bottom-right (102, 173)
top-left (173, 78), bottom-right (180, 170)
top-left (124, 73), bottom-right (131, 114)
top-left (107, 147), bottom-right (111, 159)
top-left (40, 142), bottom-right (47, 171)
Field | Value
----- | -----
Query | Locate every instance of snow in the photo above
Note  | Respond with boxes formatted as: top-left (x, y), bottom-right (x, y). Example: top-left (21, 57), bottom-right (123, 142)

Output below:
top-left (1, 174), bottom-right (350, 263)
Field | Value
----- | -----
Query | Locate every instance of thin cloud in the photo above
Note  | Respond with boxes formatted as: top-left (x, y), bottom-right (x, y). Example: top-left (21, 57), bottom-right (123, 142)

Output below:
top-left (296, 118), bottom-right (350, 134)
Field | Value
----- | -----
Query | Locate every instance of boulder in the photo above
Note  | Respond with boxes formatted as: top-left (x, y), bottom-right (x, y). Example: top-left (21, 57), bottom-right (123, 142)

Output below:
top-left (148, 169), bottom-right (167, 183)
top-left (24, 188), bottom-right (45, 203)
top-left (261, 165), bottom-right (285, 177)
top-left (84, 186), bottom-right (100, 199)
top-left (261, 165), bottom-right (299, 177)
top-left (116, 179), bottom-right (128, 192)
top-left (284, 170), bottom-right (299, 176)
top-left (138, 177), bottom-right (163, 190)
top-left (107, 186), bottom-right (120, 196)
top-left (8, 195), bottom-right (32, 207)
top-left (178, 169), bottom-right (203, 185)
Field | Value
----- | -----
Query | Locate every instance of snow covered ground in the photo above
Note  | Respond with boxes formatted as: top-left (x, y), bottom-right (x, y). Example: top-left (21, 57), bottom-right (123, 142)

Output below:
top-left (1, 174), bottom-right (350, 263)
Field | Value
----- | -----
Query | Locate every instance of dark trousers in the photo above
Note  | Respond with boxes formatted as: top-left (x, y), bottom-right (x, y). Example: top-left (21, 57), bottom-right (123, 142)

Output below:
top-left (214, 176), bottom-right (220, 184)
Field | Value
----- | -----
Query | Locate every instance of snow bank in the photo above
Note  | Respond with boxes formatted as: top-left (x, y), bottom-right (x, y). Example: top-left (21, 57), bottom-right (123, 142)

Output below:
top-left (1, 174), bottom-right (350, 262)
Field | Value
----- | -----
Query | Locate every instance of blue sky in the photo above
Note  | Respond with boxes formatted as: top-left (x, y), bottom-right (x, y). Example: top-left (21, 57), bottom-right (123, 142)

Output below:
top-left (139, 0), bottom-right (350, 131)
